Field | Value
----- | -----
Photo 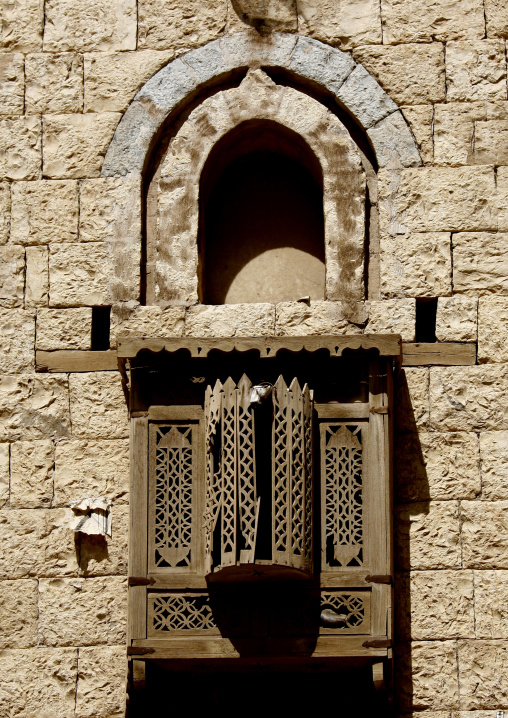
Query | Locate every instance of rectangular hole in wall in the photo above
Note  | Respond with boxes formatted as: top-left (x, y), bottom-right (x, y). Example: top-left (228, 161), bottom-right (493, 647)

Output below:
top-left (91, 307), bottom-right (111, 351)
top-left (415, 298), bottom-right (437, 343)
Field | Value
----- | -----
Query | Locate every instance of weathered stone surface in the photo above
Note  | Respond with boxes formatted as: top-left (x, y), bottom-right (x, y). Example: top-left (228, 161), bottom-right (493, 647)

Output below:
top-left (461, 501), bottom-right (508, 568)
top-left (436, 296), bottom-right (478, 342)
top-left (337, 64), bottom-right (397, 129)
top-left (43, 113), bottom-right (121, 179)
top-left (0, 444), bottom-right (9, 508)
top-left (138, 0), bottom-right (226, 50)
top-left (75, 645), bottom-right (126, 718)
top-left (354, 43), bottom-right (445, 105)
top-left (0, 246), bottom-right (24, 308)
top-left (229, 0), bottom-right (297, 32)
top-left (0, 509), bottom-right (77, 578)
top-left (380, 232), bottom-right (451, 298)
top-left (289, 35), bottom-right (355, 96)
top-left (11, 180), bottom-right (78, 245)
top-left (84, 50), bottom-right (173, 113)
top-left (79, 176), bottom-right (140, 243)
top-left (395, 501), bottom-right (461, 570)
top-left (401, 105), bottom-right (434, 165)
top-left (69, 372), bottom-right (128, 440)
top-left (0, 374), bottom-right (70, 442)
top-left (25, 52), bottom-right (83, 114)
top-left (297, 0), bottom-right (382, 49)
top-left (458, 640), bottom-right (508, 709)
top-left (381, 0), bottom-right (485, 43)
top-left (496, 167), bottom-right (508, 232)
top-left (395, 367), bottom-right (430, 432)
top-left (446, 40), bottom-right (507, 102)
top-left (472, 119), bottom-right (508, 165)
top-left (368, 111), bottom-right (422, 168)
top-left (0, 0), bottom-right (43, 52)
top-left (0, 183), bottom-right (10, 245)
top-left (397, 640), bottom-right (459, 711)
top-left (485, 0), bottom-right (508, 38)
top-left (0, 116), bottom-right (41, 181)
top-left (110, 305), bottom-right (185, 349)
top-left (396, 570), bottom-right (474, 640)
top-left (0, 579), bottom-right (38, 648)
top-left (365, 299), bottom-right (415, 341)
top-left (25, 246), bottom-right (48, 307)
top-left (0, 647), bottom-right (78, 716)
top-left (478, 297), bottom-right (508, 362)
top-left (379, 167), bottom-right (498, 234)
top-left (474, 571), bottom-right (508, 638)
top-left (0, 53), bottom-right (24, 114)
top-left (395, 431), bottom-right (480, 503)
top-left (44, 0), bottom-right (136, 52)
top-left (78, 503), bottom-right (128, 577)
top-left (0, 310), bottom-right (34, 373)
top-left (453, 232), bottom-right (508, 294)
top-left (37, 308), bottom-right (92, 351)
top-left (185, 303), bottom-right (275, 338)
top-left (480, 432), bottom-right (508, 499)
top-left (11, 440), bottom-right (54, 508)
top-left (39, 577), bottom-right (127, 646)
top-left (275, 301), bottom-right (362, 336)
top-left (430, 365), bottom-right (508, 431)
top-left (54, 439), bottom-right (128, 506)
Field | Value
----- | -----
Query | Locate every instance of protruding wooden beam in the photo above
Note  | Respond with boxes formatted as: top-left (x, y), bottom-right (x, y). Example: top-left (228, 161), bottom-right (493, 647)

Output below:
top-left (402, 342), bottom-right (476, 366)
top-left (36, 350), bottom-right (118, 372)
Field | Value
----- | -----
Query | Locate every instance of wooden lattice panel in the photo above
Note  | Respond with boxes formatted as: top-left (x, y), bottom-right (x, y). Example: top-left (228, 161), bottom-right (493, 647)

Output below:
top-left (148, 592), bottom-right (250, 637)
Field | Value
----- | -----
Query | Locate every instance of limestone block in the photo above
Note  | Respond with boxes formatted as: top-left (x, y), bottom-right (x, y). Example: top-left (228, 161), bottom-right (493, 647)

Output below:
top-left (397, 641), bottom-right (459, 711)
top-left (78, 503), bottom-right (128, 578)
top-left (228, 0), bottom-right (297, 32)
top-left (39, 576), bottom-right (127, 646)
top-left (275, 301), bottom-right (362, 336)
top-left (368, 111), bottom-right (422, 168)
top-left (485, 0), bottom-right (508, 38)
top-left (288, 35), bottom-right (355, 97)
top-left (185, 303), bottom-right (275, 338)
top-left (337, 64), bottom-right (397, 130)
top-left (44, 0), bottom-right (136, 52)
top-left (138, 0), bottom-right (226, 51)
top-left (0, 182), bottom-right (10, 245)
top-left (458, 640), bottom-right (508, 709)
top-left (10, 180), bottom-right (78, 245)
top-left (496, 167), bottom-right (508, 231)
top-left (0, 647), bottom-right (78, 716)
top-left (43, 113), bottom-right (121, 179)
top-left (11, 440), bottom-right (53, 509)
top-left (0, 310), bottom-right (34, 373)
top-left (0, 116), bottom-right (41, 181)
top-left (25, 53), bottom-right (83, 113)
top-left (379, 167), bottom-right (498, 234)
top-left (380, 232), bottom-right (451, 298)
top-left (0, 444), bottom-right (9, 508)
top-left (296, 0), bottom-right (382, 49)
top-left (36, 308), bottom-right (92, 351)
top-left (478, 297), bottom-right (508, 363)
top-left (430, 365), bottom-right (508, 431)
top-left (474, 570), bottom-right (508, 638)
top-left (0, 0), bottom-right (43, 52)
top-left (75, 645), bottom-right (126, 718)
top-left (0, 53), bottom-right (24, 114)
top-left (69, 372), bottom-right (128, 440)
top-left (446, 40), bottom-right (507, 102)
top-left (381, 0), bottom-right (485, 44)
top-left (472, 119), bottom-right (508, 166)
top-left (54, 439), bottom-right (128, 506)
top-left (0, 374), bottom-right (70, 442)
top-left (461, 500), bottom-right (508, 569)
top-left (0, 509), bottom-right (77, 578)
top-left (25, 246), bottom-right (48, 307)
top-left (401, 105), bottom-right (434, 165)
top-left (396, 570), bottom-right (474, 640)
top-left (0, 245), bottom-right (24, 308)
top-left (434, 102), bottom-right (481, 166)
top-left (365, 299), bottom-right (415, 341)
top-left (480, 432), bottom-right (508, 499)
top-left (436, 296), bottom-right (478, 342)
top-left (395, 431), bottom-right (480, 503)
top-left (79, 176), bottom-right (140, 243)
top-left (84, 50), bottom-right (173, 113)
top-left (453, 232), bottom-right (508, 294)
top-left (395, 367), bottom-right (430, 433)
top-left (395, 501), bottom-right (461, 570)
top-left (0, 579), bottom-right (38, 648)
top-left (354, 43), bottom-right (445, 105)
top-left (110, 305), bottom-right (185, 349)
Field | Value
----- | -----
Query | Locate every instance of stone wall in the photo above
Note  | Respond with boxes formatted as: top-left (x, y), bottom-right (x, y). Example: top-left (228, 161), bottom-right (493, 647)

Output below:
top-left (0, 0), bottom-right (508, 716)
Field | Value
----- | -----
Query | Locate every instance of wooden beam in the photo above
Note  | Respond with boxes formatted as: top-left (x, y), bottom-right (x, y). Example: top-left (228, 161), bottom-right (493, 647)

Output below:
top-left (36, 350), bottom-right (118, 372)
top-left (402, 342), bottom-right (476, 366)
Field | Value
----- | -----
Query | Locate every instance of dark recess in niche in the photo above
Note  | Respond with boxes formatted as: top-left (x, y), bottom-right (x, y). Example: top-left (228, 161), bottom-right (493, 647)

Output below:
top-left (415, 298), bottom-right (437, 343)
top-left (91, 307), bottom-right (111, 351)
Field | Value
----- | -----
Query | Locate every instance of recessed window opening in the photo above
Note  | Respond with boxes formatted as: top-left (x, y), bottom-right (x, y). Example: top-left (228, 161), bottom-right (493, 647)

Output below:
top-left (199, 121), bottom-right (325, 305)
top-left (91, 306), bottom-right (111, 351)
top-left (415, 298), bottom-right (438, 343)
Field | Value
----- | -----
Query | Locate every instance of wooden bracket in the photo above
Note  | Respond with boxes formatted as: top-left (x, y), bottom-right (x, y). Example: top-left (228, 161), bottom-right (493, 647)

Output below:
top-left (127, 647), bottom-right (155, 656)
top-left (370, 406), bottom-right (389, 415)
top-left (128, 577), bottom-right (155, 587)
top-left (363, 639), bottom-right (392, 649)
top-left (365, 574), bottom-right (392, 585)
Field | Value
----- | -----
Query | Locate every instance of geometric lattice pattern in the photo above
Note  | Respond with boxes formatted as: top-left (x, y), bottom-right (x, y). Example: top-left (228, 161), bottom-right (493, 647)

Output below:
top-left (321, 592), bottom-right (366, 629)
top-left (152, 594), bottom-right (216, 632)
top-left (153, 425), bottom-right (193, 568)
top-left (324, 424), bottom-right (363, 568)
